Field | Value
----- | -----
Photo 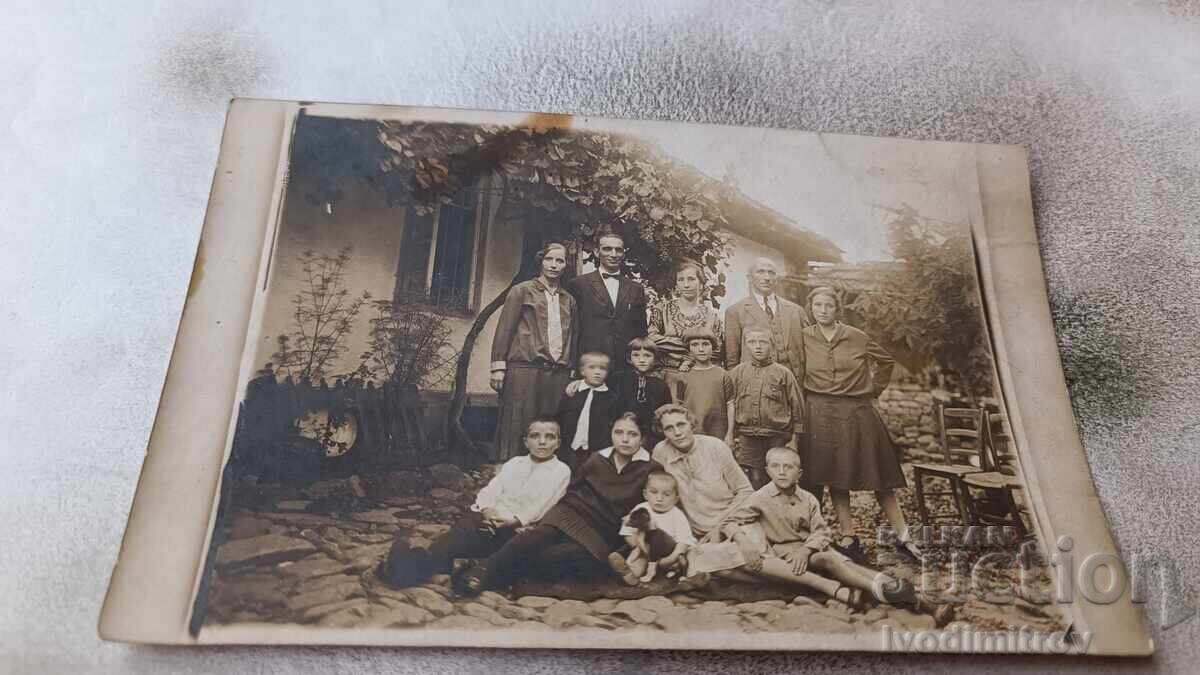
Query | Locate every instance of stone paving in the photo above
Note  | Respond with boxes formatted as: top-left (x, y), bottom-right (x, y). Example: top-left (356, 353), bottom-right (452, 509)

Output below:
top-left (202, 464), bottom-right (1066, 635)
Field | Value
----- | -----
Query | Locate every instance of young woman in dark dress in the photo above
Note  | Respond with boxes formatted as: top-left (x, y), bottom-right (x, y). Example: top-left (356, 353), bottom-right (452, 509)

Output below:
top-left (607, 337), bottom-right (673, 450)
top-left (453, 413), bottom-right (665, 595)
top-left (799, 287), bottom-right (920, 563)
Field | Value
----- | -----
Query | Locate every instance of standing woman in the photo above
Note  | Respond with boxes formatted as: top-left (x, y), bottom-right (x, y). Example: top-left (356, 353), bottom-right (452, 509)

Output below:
top-left (648, 259), bottom-right (724, 395)
top-left (489, 242), bottom-right (578, 462)
top-left (799, 286), bottom-right (920, 563)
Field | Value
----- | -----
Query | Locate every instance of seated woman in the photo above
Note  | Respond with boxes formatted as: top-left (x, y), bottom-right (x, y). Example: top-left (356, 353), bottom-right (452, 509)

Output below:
top-left (452, 413), bottom-right (665, 596)
top-left (650, 404), bottom-right (754, 539)
top-left (378, 417), bottom-right (570, 588)
top-left (695, 447), bottom-right (949, 621)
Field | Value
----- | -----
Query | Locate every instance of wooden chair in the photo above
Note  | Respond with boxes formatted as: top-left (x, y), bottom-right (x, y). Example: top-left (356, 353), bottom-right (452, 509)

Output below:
top-left (911, 405), bottom-right (985, 526)
top-left (961, 409), bottom-right (1029, 538)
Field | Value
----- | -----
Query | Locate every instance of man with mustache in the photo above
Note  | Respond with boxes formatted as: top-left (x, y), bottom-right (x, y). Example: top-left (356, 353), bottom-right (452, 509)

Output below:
top-left (724, 257), bottom-right (809, 382)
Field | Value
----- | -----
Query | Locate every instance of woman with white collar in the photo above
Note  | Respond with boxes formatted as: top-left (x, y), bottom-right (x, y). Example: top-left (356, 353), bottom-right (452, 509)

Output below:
top-left (453, 413), bottom-right (664, 596)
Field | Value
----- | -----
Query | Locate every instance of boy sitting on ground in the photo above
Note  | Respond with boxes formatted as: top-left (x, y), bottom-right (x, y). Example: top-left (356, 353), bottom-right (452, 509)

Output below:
top-left (378, 418), bottom-right (570, 589)
top-left (608, 471), bottom-right (696, 585)
top-left (695, 447), bottom-right (950, 622)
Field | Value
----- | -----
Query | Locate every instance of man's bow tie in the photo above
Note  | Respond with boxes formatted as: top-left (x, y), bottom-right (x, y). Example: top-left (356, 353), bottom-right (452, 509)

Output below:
top-left (601, 273), bottom-right (620, 280)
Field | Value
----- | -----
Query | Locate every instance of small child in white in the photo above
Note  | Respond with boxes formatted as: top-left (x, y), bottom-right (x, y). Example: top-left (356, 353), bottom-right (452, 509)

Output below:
top-left (609, 471), bottom-right (696, 585)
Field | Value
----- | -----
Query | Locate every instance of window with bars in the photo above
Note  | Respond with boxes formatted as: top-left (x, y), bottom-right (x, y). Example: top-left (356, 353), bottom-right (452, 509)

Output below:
top-left (394, 185), bottom-right (481, 312)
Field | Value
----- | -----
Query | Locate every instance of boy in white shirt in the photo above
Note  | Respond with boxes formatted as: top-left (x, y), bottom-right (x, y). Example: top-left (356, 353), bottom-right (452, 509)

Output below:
top-left (380, 418), bottom-right (571, 588)
top-left (608, 471), bottom-right (697, 585)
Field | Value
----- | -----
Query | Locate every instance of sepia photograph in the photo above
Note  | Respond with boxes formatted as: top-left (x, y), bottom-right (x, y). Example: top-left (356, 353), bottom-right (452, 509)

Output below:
top-left (183, 104), bottom-right (1072, 648)
top-left (12, 2), bottom-right (1197, 670)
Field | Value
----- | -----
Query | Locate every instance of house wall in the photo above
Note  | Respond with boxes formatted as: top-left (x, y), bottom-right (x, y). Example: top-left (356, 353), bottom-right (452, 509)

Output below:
top-left (255, 181), bottom-right (812, 451)
top-left (256, 177), bottom-right (799, 399)
top-left (253, 181), bottom-right (406, 379)
top-left (253, 176), bottom-right (522, 398)
top-left (718, 232), bottom-right (790, 316)
top-left (456, 183), bottom-right (521, 397)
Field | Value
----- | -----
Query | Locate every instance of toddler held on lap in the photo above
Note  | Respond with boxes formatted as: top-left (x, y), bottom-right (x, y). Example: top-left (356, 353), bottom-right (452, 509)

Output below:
top-left (609, 471), bottom-right (696, 585)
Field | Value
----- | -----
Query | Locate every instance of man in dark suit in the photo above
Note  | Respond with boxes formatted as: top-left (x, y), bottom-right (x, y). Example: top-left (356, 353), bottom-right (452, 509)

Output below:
top-left (565, 232), bottom-right (649, 368)
top-left (724, 257), bottom-right (810, 381)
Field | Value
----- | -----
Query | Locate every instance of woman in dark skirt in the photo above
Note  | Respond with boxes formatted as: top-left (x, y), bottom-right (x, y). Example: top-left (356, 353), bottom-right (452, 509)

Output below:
top-left (489, 242), bottom-right (578, 462)
top-left (799, 287), bottom-right (920, 563)
top-left (453, 413), bottom-right (665, 595)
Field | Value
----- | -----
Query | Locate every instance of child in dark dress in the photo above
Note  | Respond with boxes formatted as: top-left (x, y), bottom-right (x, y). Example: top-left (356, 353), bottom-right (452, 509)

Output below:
top-left (607, 337), bottom-right (673, 451)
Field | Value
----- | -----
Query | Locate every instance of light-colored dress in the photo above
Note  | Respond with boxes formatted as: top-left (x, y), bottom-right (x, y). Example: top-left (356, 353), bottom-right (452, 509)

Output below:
top-left (650, 435), bottom-right (753, 537)
top-left (648, 297), bottom-right (724, 393)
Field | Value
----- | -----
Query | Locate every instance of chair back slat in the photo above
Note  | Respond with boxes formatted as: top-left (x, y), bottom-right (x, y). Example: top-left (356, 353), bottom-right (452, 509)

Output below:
top-left (937, 405), bottom-right (983, 466)
top-left (981, 409), bottom-right (1020, 475)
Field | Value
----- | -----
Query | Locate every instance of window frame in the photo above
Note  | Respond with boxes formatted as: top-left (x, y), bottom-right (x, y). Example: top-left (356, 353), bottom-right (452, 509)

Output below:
top-left (393, 176), bottom-right (489, 315)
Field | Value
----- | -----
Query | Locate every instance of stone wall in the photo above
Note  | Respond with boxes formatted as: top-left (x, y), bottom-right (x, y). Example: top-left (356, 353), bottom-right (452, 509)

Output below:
top-left (875, 383), bottom-right (944, 463)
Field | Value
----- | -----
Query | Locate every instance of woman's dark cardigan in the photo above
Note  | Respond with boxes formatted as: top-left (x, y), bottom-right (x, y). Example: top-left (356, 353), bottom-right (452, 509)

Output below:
top-left (538, 449), bottom-right (664, 560)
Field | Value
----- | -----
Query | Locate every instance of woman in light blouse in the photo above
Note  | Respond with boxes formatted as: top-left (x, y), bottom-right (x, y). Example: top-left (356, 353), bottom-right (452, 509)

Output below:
top-left (799, 286), bottom-right (919, 563)
top-left (648, 259), bottom-right (724, 395)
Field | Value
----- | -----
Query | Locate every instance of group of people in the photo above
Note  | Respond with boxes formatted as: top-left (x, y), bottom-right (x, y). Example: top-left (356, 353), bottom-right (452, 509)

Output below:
top-left (380, 231), bottom-right (939, 617)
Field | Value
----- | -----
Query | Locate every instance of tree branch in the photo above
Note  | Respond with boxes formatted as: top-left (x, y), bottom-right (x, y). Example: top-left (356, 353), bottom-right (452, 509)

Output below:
top-left (445, 171), bottom-right (515, 464)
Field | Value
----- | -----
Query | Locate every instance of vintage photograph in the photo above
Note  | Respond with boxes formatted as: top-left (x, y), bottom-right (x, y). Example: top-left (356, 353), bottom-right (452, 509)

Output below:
top-left (193, 107), bottom-right (1067, 644)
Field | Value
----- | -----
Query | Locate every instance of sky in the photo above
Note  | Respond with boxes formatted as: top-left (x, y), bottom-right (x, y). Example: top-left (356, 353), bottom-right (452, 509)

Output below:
top-left (596, 118), bottom-right (986, 263)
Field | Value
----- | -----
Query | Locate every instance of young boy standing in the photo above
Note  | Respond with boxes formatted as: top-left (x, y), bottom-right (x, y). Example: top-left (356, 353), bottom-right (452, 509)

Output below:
top-left (674, 329), bottom-right (735, 444)
top-left (378, 418), bottom-right (571, 589)
top-left (608, 337), bottom-right (673, 451)
top-left (728, 328), bottom-right (804, 488)
top-left (557, 351), bottom-right (619, 474)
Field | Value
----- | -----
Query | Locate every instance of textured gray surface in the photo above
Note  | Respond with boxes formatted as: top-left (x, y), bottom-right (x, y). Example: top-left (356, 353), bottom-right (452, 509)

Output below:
top-left (2, 1), bottom-right (1198, 672)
